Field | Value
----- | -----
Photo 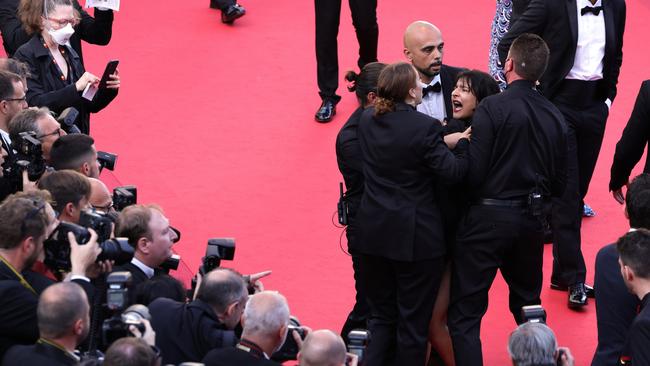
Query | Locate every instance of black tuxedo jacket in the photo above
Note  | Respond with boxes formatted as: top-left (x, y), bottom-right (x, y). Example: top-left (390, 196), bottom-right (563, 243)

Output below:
top-left (498, 0), bottom-right (626, 102)
top-left (202, 347), bottom-right (279, 366)
top-left (622, 293), bottom-right (650, 365)
top-left (356, 104), bottom-right (468, 261)
top-left (610, 80), bottom-right (650, 191)
top-left (2, 341), bottom-right (77, 366)
top-left (0, 0), bottom-right (113, 61)
top-left (149, 298), bottom-right (237, 365)
top-left (114, 262), bottom-right (151, 289)
top-left (440, 65), bottom-right (465, 119)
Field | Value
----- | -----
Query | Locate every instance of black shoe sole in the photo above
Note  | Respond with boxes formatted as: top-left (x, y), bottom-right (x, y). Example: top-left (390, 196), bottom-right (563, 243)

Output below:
top-left (551, 283), bottom-right (595, 298)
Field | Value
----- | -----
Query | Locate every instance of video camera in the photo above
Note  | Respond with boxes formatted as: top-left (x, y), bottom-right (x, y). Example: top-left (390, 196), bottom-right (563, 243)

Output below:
top-left (44, 219), bottom-right (134, 274)
top-left (113, 185), bottom-right (137, 211)
top-left (271, 316), bottom-right (306, 362)
top-left (1, 131), bottom-right (47, 192)
top-left (102, 272), bottom-right (151, 347)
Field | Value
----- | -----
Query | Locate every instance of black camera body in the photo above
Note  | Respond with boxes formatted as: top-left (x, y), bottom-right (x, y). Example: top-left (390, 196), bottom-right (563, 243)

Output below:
top-left (159, 253), bottom-right (180, 273)
top-left (113, 185), bottom-right (137, 211)
top-left (97, 151), bottom-right (117, 172)
top-left (79, 209), bottom-right (113, 243)
top-left (44, 221), bottom-right (134, 273)
top-left (347, 329), bottom-right (370, 366)
top-left (1, 132), bottom-right (46, 192)
top-left (57, 107), bottom-right (80, 134)
top-left (272, 317), bottom-right (306, 362)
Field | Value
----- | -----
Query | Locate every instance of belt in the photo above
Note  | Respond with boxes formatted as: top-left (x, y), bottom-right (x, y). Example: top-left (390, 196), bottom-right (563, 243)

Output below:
top-left (475, 198), bottom-right (527, 208)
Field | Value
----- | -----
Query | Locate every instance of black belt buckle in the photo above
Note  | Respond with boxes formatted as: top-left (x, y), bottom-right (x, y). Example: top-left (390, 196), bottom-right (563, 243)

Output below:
top-left (528, 192), bottom-right (543, 217)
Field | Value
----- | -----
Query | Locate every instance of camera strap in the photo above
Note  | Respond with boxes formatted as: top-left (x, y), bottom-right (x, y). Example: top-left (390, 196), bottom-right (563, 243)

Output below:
top-left (37, 338), bottom-right (79, 362)
top-left (236, 338), bottom-right (267, 359)
top-left (0, 255), bottom-right (36, 295)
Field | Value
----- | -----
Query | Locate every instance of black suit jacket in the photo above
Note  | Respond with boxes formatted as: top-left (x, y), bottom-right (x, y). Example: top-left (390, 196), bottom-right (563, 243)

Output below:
top-left (149, 297), bottom-right (237, 365)
top-left (114, 262), bottom-right (151, 289)
top-left (592, 243), bottom-right (639, 366)
top-left (622, 293), bottom-right (650, 365)
top-left (2, 341), bottom-right (77, 366)
top-left (0, 0), bottom-right (113, 61)
top-left (440, 64), bottom-right (464, 120)
top-left (356, 104), bottom-right (468, 261)
top-left (336, 106), bottom-right (364, 218)
top-left (13, 36), bottom-right (118, 134)
top-left (498, 0), bottom-right (626, 102)
top-left (202, 347), bottom-right (279, 366)
top-left (610, 80), bottom-right (650, 191)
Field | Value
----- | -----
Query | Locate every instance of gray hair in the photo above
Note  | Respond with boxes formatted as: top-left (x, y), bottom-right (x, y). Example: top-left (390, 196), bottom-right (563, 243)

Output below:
top-left (243, 291), bottom-right (290, 337)
top-left (508, 322), bottom-right (557, 366)
top-left (8, 106), bottom-right (51, 141)
top-left (38, 282), bottom-right (88, 339)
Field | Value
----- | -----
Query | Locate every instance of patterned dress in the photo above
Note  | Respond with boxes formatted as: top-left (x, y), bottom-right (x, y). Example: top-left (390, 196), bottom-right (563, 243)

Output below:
top-left (488, 0), bottom-right (512, 90)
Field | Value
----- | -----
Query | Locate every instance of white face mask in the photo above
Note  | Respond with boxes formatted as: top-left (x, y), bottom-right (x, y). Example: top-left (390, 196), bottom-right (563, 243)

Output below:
top-left (48, 23), bottom-right (74, 46)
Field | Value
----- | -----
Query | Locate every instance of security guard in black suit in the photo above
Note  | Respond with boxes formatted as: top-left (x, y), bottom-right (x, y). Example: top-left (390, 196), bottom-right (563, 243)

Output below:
top-left (356, 62), bottom-right (469, 366)
top-left (448, 34), bottom-right (568, 366)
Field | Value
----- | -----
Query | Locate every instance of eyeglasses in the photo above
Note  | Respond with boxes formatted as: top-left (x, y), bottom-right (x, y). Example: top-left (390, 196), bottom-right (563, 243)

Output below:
top-left (36, 127), bottom-right (61, 140)
top-left (91, 201), bottom-right (114, 212)
top-left (2, 96), bottom-right (27, 103)
top-left (20, 201), bottom-right (46, 238)
top-left (46, 17), bottom-right (79, 27)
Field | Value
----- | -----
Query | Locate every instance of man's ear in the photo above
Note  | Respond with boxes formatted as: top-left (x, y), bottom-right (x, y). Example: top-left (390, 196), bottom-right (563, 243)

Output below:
top-left (64, 202), bottom-right (76, 217)
top-left (0, 100), bottom-right (8, 114)
top-left (404, 48), bottom-right (413, 61)
top-left (73, 318), bottom-right (84, 336)
top-left (136, 237), bottom-right (149, 253)
top-left (80, 162), bottom-right (90, 176)
top-left (226, 301), bottom-right (239, 317)
top-left (20, 236), bottom-right (36, 256)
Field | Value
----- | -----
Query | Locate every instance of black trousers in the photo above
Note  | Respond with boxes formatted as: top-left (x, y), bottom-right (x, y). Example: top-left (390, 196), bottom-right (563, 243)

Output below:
top-left (550, 81), bottom-right (609, 286)
top-left (211, 0), bottom-right (235, 11)
top-left (360, 254), bottom-right (444, 366)
top-left (314, 0), bottom-right (378, 102)
top-left (448, 205), bottom-right (544, 366)
top-left (341, 221), bottom-right (370, 343)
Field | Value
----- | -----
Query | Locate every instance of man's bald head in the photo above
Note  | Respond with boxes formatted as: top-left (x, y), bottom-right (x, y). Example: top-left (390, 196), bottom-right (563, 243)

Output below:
top-left (403, 21), bottom-right (445, 81)
top-left (38, 282), bottom-right (89, 339)
top-left (89, 178), bottom-right (112, 211)
top-left (298, 329), bottom-right (347, 366)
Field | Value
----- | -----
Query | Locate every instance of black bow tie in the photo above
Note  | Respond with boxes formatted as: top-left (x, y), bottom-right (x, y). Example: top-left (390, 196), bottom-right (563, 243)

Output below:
top-left (581, 5), bottom-right (603, 16)
top-left (422, 82), bottom-right (442, 97)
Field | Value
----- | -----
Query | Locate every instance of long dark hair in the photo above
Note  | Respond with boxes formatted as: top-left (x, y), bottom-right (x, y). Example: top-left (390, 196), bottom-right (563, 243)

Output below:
top-left (374, 62), bottom-right (417, 116)
top-left (345, 62), bottom-right (387, 108)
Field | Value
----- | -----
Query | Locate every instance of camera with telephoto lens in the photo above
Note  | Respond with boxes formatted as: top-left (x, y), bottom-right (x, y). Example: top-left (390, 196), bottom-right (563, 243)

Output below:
top-left (79, 209), bottom-right (113, 242)
top-left (272, 316), bottom-right (306, 362)
top-left (347, 329), bottom-right (370, 366)
top-left (102, 272), bottom-right (151, 347)
top-left (43, 221), bottom-right (134, 274)
top-left (188, 238), bottom-right (236, 299)
top-left (56, 107), bottom-right (80, 134)
top-left (113, 185), bottom-right (137, 211)
top-left (1, 132), bottom-right (46, 192)
top-left (97, 151), bottom-right (117, 172)
top-left (521, 305), bottom-right (547, 324)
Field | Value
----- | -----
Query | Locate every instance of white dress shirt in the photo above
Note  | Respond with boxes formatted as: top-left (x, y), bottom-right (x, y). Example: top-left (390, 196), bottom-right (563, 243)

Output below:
top-left (567, 0), bottom-right (606, 81)
top-left (132, 257), bottom-right (155, 278)
top-left (416, 74), bottom-right (447, 122)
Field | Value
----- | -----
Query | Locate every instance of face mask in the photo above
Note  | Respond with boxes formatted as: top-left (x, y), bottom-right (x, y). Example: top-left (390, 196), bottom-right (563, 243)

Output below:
top-left (48, 23), bottom-right (74, 46)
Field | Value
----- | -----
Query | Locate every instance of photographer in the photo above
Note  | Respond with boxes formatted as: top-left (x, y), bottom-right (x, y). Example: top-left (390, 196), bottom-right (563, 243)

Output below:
top-left (88, 177), bottom-right (115, 215)
top-left (508, 322), bottom-right (574, 366)
top-left (9, 106), bottom-right (67, 163)
top-left (297, 330), bottom-right (348, 366)
top-left (103, 336), bottom-right (160, 366)
top-left (149, 268), bottom-right (246, 364)
top-left (2, 282), bottom-right (91, 366)
top-left (0, 70), bottom-right (28, 144)
top-left (0, 190), bottom-right (100, 360)
top-left (37, 169), bottom-right (90, 224)
top-left (114, 204), bottom-right (178, 288)
top-left (50, 134), bottom-right (100, 178)
top-left (202, 291), bottom-right (291, 366)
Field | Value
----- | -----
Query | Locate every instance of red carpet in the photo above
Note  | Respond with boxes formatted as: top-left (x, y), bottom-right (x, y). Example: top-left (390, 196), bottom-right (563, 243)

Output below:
top-left (9, 0), bottom-right (650, 363)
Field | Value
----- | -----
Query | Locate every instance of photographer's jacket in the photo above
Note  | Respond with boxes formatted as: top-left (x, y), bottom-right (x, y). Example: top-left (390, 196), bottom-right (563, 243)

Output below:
top-left (149, 298), bottom-right (237, 365)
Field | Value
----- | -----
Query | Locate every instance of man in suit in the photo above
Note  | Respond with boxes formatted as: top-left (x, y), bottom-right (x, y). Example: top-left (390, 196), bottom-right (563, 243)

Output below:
top-left (2, 282), bottom-right (90, 366)
top-left (203, 291), bottom-right (290, 366)
top-left (0, 190), bottom-right (101, 360)
top-left (403, 21), bottom-right (463, 123)
top-left (616, 229), bottom-right (650, 364)
top-left (610, 81), bottom-right (650, 203)
top-left (8, 107), bottom-right (68, 164)
top-left (313, 0), bottom-right (378, 122)
top-left (50, 134), bottom-right (101, 179)
top-left (114, 204), bottom-right (178, 288)
top-left (298, 330), bottom-right (349, 366)
top-left (149, 268), bottom-right (246, 364)
top-left (0, 70), bottom-right (27, 145)
top-left (0, 0), bottom-right (113, 61)
top-left (448, 34), bottom-right (568, 366)
top-left (103, 337), bottom-right (160, 366)
top-left (498, 0), bottom-right (626, 308)
top-left (591, 173), bottom-right (650, 366)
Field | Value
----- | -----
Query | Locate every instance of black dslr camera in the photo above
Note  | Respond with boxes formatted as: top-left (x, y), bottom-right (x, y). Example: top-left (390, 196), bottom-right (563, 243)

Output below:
top-left (348, 329), bottom-right (370, 366)
top-left (97, 151), bottom-right (117, 172)
top-left (44, 221), bottom-right (134, 274)
top-left (272, 317), bottom-right (306, 362)
top-left (102, 272), bottom-right (151, 347)
top-left (113, 185), bottom-right (137, 211)
top-left (1, 132), bottom-right (47, 192)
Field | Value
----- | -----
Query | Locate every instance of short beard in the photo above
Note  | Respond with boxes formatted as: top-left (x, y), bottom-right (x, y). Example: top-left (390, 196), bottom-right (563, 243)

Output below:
top-left (415, 64), bottom-right (439, 79)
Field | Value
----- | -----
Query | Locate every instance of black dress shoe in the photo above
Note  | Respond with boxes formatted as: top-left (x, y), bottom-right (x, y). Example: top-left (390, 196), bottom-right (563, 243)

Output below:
top-left (568, 283), bottom-right (588, 308)
top-left (315, 100), bottom-right (336, 123)
top-left (550, 282), bottom-right (594, 298)
top-left (221, 4), bottom-right (246, 23)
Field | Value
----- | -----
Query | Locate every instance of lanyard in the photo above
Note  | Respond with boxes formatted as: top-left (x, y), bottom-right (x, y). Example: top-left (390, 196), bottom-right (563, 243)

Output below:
top-left (236, 339), bottom-right (266, 359)
top-left (37, 338), bottom-right (78, 362)
top-left (0, 255), bottom-right (36, 295)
